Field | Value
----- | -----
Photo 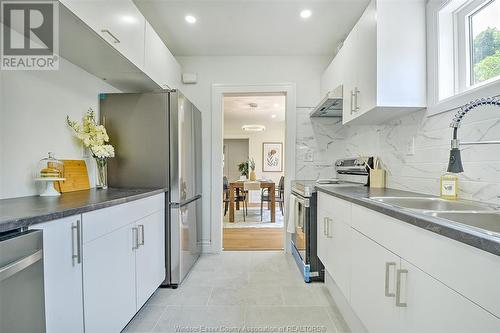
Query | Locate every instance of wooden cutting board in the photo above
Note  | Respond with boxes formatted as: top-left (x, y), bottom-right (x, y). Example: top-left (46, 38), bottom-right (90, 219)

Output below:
top-left (54, 160), bottom-right (90, 193)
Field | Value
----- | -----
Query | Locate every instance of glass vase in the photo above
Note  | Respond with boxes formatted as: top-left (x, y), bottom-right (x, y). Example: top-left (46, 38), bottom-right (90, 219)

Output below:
top-left (95, 157), bottom-right (108, 189)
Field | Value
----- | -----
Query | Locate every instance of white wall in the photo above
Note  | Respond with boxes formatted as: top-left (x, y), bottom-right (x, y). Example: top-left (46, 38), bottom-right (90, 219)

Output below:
top-left (224, 123), bottom-right (285, 184)
top-left (0, 58), bottom-right (119, 199)
top-left (177, 55), bottom-right (332, 249)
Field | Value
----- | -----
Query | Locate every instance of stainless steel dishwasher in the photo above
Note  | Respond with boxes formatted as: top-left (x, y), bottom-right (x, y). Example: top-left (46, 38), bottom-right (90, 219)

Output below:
top-left (0, 229), bottom-right (46, 332)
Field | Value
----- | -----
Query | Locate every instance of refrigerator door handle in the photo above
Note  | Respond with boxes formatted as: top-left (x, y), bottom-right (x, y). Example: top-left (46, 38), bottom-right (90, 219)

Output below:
top-left (170, 194), bottom-right (202, 208)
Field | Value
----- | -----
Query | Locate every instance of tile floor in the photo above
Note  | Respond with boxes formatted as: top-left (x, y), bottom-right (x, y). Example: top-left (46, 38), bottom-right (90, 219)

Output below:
top-left (123, 251), bottom-right (349, 333)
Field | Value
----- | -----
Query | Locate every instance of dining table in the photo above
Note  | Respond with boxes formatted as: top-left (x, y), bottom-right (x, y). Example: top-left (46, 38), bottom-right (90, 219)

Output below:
top-left (228, 180), bottom-right (276, 223)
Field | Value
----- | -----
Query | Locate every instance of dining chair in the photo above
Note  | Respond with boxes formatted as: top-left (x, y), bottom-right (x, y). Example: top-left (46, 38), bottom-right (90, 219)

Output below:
top-left (261, 176), bottom-right (285, 221)
top-left (223, 176), bottom-right (247, 218)
top-left (243, 181), bottom-right (261, 222)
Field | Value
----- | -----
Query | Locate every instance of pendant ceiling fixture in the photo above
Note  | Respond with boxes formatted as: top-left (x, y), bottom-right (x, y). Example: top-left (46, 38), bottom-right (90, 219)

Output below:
top-left (242, 124), bottom-right (266, 132)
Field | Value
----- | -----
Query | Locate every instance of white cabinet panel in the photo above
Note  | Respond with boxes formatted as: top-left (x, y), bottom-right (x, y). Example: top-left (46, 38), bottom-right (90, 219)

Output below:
top-left (340, 26), bottom-right (359, 124)
top-left (31, 216), bottom-right (84, 333)
top-left (83, 224), bottom-right (136, 333)
top-left (136, 210), bottom-right (166, 308)
top-left (61, 0), bottom-right (145, 69)
top-left (350, 229), bottom-right (400, 333)
top-left (351, 203), bottom-right (500, 318)
top-left (328, 218), bottom-right (351, 300)
top-left (317, 192), bottom-right (352, 300)
top-left (317, 207), bottom-right (328, 266)
top-left (144, 22), bottom-right (181, 89)
top-left (353, 0), bottom-right (377, 118)
top-left (321, 0), bottom-right (426, 125)
top-left (399, 259), bottom-right (500, 333)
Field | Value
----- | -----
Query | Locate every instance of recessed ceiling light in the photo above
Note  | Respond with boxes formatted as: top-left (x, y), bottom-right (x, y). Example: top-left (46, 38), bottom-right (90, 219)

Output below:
top-left (273, 103), bottom-right (279, 108)
top-left (121, 15), bottom-right (137, 24)
top-left (242, 125), bottom-right (266, 132)
top-left (185, 15), bottom-right (197, 24)
top-left (300, 9), bottom-right (312, 19)
top-left (271, 114), bottom-right (277, 119)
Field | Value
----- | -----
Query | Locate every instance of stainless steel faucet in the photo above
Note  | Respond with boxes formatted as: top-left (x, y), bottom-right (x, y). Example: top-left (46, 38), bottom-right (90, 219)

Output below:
top-left (447, 96), bottom-right (500, 173)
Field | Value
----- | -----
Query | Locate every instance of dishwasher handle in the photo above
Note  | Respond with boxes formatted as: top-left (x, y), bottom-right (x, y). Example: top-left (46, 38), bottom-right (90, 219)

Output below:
top-left (0, 249), bottom-right (43, 282)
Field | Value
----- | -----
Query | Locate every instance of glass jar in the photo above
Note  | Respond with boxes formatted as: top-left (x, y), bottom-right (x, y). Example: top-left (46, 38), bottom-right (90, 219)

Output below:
top-left (37, 152), bottom-right (64, 179)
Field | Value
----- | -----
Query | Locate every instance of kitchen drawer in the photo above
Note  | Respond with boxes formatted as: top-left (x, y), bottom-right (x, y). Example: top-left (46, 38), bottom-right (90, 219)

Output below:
top-left (82, 193), bottom-right (164, 243)
top-left (351, 203), bottom-right (500, 318)
top-left (318, 192), bottom-right (351, 225)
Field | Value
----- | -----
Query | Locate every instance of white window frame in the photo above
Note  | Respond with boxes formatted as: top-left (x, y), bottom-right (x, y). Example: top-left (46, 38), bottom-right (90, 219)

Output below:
top-left (427, 0), bottom-right (500, 116)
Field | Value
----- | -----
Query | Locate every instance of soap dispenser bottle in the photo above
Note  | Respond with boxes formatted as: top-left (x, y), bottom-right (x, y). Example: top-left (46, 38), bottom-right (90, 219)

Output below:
top-left (440, 173), bottom-right (459, 200)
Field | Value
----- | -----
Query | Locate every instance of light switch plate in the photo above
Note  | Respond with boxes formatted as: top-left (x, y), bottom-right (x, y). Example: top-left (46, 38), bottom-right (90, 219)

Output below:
top-left (304, 149), bottom-right (314, 162)
top-left (406, 136), bottom-right (415, 156)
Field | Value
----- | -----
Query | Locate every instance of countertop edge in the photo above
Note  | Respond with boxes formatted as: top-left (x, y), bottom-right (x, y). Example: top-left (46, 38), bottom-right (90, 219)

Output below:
top-left (0, 188), bottom-right (166, 233)
top-left (315, 186), bottom-right (500, 257)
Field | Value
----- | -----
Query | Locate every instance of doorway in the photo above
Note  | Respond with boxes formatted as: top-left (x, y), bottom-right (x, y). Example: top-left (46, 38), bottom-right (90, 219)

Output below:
top-left (222, 93), bottom-right (286, 250)
top-left (210, 83), bottom-right (296, 254)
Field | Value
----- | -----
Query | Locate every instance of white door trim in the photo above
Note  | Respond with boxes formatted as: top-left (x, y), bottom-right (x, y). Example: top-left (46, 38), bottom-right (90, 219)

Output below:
top-left (210, 83), bottom-right (296, 253)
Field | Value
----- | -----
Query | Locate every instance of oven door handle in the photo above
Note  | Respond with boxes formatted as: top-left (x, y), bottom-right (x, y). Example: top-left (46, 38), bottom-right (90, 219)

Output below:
top-left (291, 194), bottom-right (310, 208)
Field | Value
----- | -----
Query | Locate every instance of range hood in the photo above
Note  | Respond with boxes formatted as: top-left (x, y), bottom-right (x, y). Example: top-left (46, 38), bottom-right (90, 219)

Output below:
top-left (310, 85), bottom-right (343, 118)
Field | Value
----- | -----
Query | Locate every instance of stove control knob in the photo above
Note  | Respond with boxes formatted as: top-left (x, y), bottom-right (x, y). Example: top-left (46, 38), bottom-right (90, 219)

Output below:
top-left (335, 160), bottom-right (343, 167)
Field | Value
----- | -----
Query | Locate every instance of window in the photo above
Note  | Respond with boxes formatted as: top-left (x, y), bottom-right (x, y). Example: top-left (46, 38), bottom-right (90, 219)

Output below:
top-left (468, 0), bottom-right (500, 86)
top-left (432, 0), bottom-right (500, 108)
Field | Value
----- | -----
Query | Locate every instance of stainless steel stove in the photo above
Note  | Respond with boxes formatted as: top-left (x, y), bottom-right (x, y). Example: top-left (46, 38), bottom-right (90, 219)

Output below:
top-left (290, 157), bottom-right (373, 282)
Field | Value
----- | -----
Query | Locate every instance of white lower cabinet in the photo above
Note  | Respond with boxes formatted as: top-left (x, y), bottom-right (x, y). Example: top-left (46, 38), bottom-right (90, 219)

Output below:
top-left (83, 223), bottom-right (137, 333)
top-left (135, 210), bottom-right (166, 308)
top-left (350, 229), bottom-right (400, 333)
top-left (399, 259), bottom-right (500, 333)
top-left (317, 193), bottom-right (352, 300)
top-left (82, 194), bottom-right (165, 332)
top-left (318, 193), bottom-right (500, 332)
top-left (31, 216), bottom-right (84, 333)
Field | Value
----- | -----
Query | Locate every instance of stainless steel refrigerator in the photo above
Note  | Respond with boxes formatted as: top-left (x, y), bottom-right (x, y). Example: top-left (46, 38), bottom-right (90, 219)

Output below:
top-left (100, 90), bottom-right (202, 287)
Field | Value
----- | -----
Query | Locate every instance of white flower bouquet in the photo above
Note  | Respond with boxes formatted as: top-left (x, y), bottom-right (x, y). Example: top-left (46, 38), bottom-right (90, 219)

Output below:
top-left (67, 109), bottom-right (115, 158)
top-left (67, 109), bottom-right (115, 189)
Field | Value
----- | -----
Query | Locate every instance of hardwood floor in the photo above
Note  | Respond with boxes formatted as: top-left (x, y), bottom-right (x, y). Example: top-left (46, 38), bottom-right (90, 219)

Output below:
top-left (223, 228), bottom-right (284, 251)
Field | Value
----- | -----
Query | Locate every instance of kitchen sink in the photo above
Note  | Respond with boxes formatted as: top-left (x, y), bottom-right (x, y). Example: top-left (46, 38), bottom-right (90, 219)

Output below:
top-left (369, 196), bottom-right (497, 212)
top-left (426, 212), bottom-right (500, 236)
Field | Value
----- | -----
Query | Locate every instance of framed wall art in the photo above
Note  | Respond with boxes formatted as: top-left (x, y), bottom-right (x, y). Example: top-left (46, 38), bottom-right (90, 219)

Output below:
top-left (262, 142), bottom-right (283, 172)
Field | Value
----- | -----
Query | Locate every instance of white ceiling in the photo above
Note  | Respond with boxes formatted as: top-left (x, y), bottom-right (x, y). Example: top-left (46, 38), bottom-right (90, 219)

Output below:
top-left (224, 94), bottom-right (286, 132)
top-left (134, 0), bottom-right (370, 56)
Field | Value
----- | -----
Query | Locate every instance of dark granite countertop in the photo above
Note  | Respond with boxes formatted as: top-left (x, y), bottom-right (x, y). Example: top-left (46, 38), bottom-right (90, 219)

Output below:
top-left (315, 185), bottom-right (500, 257)
top-left (0, 188), bottom-right (166, 233)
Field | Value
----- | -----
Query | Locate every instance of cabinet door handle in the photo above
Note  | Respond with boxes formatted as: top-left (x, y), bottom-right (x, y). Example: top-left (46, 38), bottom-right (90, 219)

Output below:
top-left (138, 224), bottom-right (145, 246)
top-left (350, 90), bottom-right (355, 114)
top-left (323, 217), bottom-right (328, 236)
top-left (101, 29), bottom-right (120, 44)
top-left (384, 262), bottom-right (397, 297)
top-left (396, 269), bottom-right (408, 307)
top-left (327, 218), bottom-right (333, 238)
top-left (71, 220), bottom-right (82, 265)
top-left (354, 87), bottom-right (360, 112)
top-left (132, 227), bottom-right (139, 250)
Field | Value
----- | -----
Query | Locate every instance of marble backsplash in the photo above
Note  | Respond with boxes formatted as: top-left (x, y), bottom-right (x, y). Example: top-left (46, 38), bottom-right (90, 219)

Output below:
top-left (296, 105), bottom-right (500, 204)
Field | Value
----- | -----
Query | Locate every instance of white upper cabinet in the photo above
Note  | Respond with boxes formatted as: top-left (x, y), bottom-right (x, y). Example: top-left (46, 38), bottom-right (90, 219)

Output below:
top-left (61, 0), bottom-right (146, 70)
top-left (321, 0), bottom-right (426, 125)
top-left (144, 22), bottom-right (182, 89)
